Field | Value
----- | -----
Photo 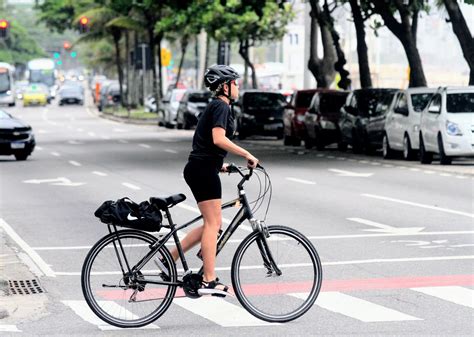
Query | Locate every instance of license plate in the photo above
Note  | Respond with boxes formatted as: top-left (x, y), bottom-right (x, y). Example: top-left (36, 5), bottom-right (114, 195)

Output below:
top-left (11, 142), bottom-right (25, 149)
top-left (67, 99), bottom-right (75, 103)
top-left (264, 124), bottom-right (281, 131)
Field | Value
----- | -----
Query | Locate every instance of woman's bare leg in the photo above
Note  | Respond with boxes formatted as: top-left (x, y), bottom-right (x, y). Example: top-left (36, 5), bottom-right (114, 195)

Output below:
top-left (169, 225), bottom-right (204, 261)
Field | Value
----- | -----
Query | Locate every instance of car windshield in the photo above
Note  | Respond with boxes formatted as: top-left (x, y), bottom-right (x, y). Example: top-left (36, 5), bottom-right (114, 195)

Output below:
top-left (319, 93), bottom-right (348, 115)
top-left (411, 93), bottom-right (433, 112)
top-left (0, 110), bottom-right (10, 119)
top-left (446, 93), bottom-right (474, 113)
top-left (295, 92), bottom-right (315, 108)
top-left (358, 91), bottom-right (394, 115)
top-left (30, 70), bottom-right (55, 87)
top-left (0, 72), bottom-right (10, 92)
top-left (188, 93), bottom-right (210, 103)
top-left (244, 93), bottom-right (286, 109)
top-left (25, 84), bottom-right (47, 94)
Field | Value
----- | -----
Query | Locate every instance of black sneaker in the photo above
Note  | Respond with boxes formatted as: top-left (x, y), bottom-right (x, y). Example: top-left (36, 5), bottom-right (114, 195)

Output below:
top-left (197, 278), bottom-right (230, 297)
top-left (154, 257), bottom-right (170, 282)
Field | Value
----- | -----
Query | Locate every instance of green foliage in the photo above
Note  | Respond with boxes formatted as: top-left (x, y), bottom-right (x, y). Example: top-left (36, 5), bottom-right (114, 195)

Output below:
top-left (37, 0), bottom-right (94, 33)
top-left (0, 19), bottom-right (46, 64)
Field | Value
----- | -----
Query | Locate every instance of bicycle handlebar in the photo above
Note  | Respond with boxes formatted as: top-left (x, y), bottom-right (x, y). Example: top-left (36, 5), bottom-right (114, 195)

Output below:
top-left (226, 163), bottom-right (264, 190)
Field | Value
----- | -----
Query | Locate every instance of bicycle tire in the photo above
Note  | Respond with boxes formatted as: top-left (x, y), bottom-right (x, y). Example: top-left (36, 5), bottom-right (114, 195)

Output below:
top-left (81, 230), bottom-right (177, 328)
top-left (231, 225), bottom-right (322, 323)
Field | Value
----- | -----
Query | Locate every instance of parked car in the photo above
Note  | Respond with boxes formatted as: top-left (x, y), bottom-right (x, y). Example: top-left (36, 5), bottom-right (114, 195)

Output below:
top-left (234, 90), bottom-right (286, 139)
top-left (382, 88), bottom-right (436, 160)
top-left (283, 89), bottom-right (320, 146)
top-left (22, 84), bottom-right (48, 107)
top-left (363, 90), bottom-right (399, 154)
top-left (144, 94), bottom-right (157, 113)
top-left (0, 109), bottom-right (35, 160)
top-left (58, 85), bottom-right (84, 105)
top-left (303, 90), bottom-right (349, 150)
top-left (176, 90), bottom-right (212, 129)
top-left (162, 88), bottom-right (186, 128)
top-left (338, 88), bottom-right (397, 153)
top-left (98, 81), bottom-right (121, 112)
top-left (419, 86), bottom-right (474, 165)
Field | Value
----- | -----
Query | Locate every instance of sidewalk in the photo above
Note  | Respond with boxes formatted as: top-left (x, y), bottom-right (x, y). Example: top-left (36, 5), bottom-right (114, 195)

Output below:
top-left (0, 226), bottom-right (49, 330)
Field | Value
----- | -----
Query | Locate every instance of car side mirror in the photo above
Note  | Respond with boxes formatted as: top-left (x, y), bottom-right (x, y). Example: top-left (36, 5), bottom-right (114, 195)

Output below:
top-left (395, 106), bottom-right (408, 116)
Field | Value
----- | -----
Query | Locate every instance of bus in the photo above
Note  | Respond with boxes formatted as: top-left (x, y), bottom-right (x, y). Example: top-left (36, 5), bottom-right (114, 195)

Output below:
top-left (0, 62), bottom-right (16, 107)
top-left (26, 58), bottom-right (56, 100)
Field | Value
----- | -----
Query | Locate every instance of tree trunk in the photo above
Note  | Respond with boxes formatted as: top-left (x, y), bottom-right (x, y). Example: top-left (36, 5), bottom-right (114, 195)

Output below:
top-left (239, 40), bottom-right (258, 89)
top-left (195, 36), bottom-right (199, 88)
top-left (175, 38), bottom-right (188, 88)
top-left (147, 26), bottom-right (159, 105)
top-left (372, 1), bottom-right (427, 87)
top-left (443, 0), bottom-right (474, 85)
top-left (202, 34), bottom-right (210, 89)
top-left (323, 1), bottom-right (351, 90)
top-left (157, 34), bottom-right (163, 98)
top-left (125, 31), bottom-right (130, 112)
top-left (112, 30), bottom-right (125, 108)
top-left (307, 0), bottom-right (336, 88)
top-left (349, 0), bottom-right (372, 88)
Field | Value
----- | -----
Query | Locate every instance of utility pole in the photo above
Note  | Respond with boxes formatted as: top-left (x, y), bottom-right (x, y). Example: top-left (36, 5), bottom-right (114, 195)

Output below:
top-left (141, 43), bottom-right (147, 105)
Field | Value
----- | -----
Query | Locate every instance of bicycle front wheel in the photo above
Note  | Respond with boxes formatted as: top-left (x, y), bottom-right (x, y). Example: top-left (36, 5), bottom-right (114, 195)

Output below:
top-left (231, 225), bottom-right (322, 322)
top-left (81, 230), bottom-right (177, 328)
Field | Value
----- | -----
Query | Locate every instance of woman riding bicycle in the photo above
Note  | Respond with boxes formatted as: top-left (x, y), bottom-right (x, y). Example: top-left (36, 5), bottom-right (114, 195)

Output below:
top-left (168, 64), bottom-right (259, 296)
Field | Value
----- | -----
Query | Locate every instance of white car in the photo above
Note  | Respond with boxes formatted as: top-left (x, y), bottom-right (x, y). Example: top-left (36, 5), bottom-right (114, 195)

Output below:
top-left (419, 86), bottom-right (474, 165)
top-left (162, 88), bottom-right (186, 128)
top-left (383, 88), bottom-right (436, 160)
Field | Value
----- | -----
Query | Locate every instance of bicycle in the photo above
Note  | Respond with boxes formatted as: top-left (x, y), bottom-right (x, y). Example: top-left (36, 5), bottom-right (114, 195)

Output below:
top-left (81, 164), bottom-right (323, 328)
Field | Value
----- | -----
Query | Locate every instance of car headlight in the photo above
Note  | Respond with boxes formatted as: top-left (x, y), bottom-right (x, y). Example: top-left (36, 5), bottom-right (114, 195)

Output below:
top-left (446, 120), bottom-right (462, 136)
top-left (6, 90), bottom-right (11, 96)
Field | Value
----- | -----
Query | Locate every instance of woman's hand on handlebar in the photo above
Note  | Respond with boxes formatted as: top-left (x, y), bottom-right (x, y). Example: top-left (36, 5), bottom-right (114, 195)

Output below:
top-left (220, 163), bottom-right (230, 173)
top-left (245, 153), bottom-right (259, 169)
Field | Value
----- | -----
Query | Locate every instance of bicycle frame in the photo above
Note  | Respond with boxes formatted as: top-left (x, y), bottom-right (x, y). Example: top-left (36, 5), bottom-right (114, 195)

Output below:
top-left (109, 167), bottom-right (281, 288)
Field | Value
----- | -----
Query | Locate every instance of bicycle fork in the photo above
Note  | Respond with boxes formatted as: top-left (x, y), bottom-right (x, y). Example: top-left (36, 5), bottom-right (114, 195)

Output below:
top-left (250, 219), bottom-right (282, 277)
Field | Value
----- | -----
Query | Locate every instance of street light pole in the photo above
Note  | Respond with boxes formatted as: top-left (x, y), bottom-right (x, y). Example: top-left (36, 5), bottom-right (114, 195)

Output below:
top-left (141, 43), bottom-right (147, 105)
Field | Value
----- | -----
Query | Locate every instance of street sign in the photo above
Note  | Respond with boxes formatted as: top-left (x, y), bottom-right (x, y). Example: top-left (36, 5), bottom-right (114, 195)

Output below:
top-left (161, 47), bottom-right (172, 67)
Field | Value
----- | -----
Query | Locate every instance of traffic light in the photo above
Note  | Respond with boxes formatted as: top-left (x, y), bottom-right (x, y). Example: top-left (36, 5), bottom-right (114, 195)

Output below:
top-left (70, 51), bottom-right (77, 58)
top-left (63, 41), bottom-right (72, 51)
top-left (79, 16), bottom-right (89, 33)
top-left (53, 52), bottom-right (61, 59)
top-left (0, 19), bottom-right (9, 39)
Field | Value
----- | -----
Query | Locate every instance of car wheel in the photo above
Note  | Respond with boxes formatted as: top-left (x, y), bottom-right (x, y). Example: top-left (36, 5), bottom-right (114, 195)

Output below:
top-left (352, 129), bottom-right (363, 153)
top-left (382, 134), bottom-right (395, 159)
top-left (177, 123), bottom-right (183, 130)
top-left (293, 137), bottom-right (302, 147)
top-left (238, 130), bottom-right (247, 140)
top-left (403, 134), bottom-right (416, 161)
top-left (157, 111), bottom-right (165, 126)
top-left (419, 134), bottom-right (433, 164)
top-left (8, 102), bottom-right (15, 107)
top-left (438, 134), bottom-right (452, 165)
top-left (337, 141), bottom-right (347, 152)
top-left (314, 131), bottom-right (325, 151)
top-left (183, 118), bottom-right (191, 130)
top-left (15, 152), bottom-right (28, 161)
top-left (276, 130), bottom-right (284, 140)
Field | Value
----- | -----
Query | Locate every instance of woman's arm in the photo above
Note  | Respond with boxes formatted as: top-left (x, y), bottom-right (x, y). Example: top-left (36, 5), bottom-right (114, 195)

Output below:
top-left (212, 127), bottom-right (258, 167)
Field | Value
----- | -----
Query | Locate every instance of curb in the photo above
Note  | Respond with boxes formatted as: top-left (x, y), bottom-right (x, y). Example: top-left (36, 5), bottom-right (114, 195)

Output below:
top-left (98, 112), bottom-right (159, 126)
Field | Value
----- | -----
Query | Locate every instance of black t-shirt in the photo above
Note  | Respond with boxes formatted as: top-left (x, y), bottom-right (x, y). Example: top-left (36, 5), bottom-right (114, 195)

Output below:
top-left (189, 98), bottom-right (235, 166)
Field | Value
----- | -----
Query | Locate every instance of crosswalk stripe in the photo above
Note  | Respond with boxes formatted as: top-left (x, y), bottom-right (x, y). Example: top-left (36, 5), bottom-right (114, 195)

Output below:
top-left (62, 300), bottom-right (159, 330)
top-left (411, 286), bottom-right (474, 309)
top-left (290, 292), bottom-right (421, 322)
top-left (173, 297), bottom-right (278, 327)
top-left (0, 325), bottom-right (21, 332)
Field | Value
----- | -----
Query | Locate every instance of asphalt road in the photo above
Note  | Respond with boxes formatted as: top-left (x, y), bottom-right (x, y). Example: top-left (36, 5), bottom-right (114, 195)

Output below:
top-left (0, 101), bottom-right (473, 336)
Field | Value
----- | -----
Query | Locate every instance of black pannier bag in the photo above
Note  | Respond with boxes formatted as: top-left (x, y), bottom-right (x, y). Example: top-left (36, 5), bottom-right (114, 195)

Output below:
top-left (94, 197), bottom-right (163, 232)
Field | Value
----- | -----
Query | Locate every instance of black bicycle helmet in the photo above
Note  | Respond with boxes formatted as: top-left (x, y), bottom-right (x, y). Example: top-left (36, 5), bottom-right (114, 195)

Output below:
top-left (204, 64), bottom-right (240, 91)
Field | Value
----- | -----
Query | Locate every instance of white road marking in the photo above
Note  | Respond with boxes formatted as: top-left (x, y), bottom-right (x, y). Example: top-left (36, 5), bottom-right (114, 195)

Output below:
top-left (118, 139), bottom-right (129, 144)
top-left (370, 162), bottom-right (381, 166)
top-left (362, 194), bottom-right (474, 218)
top-left (411, 286), bottom-right (474, 309)
top-left (455, 175), bottom-right (467, 179)
top-left (285, 177), bottom-right (316, 185)
top-left (77, 128), bottom-right (84, 132)
top-left (397, 166), bottom-right (407, 169)
top-left (164, 149), bottom-right (178, 154)
top-left (440, 173), bottom-right (452, 177)
top-left (113, 128), bottom-right (128, 133)
top-left (348, 158), bottom-right (356, 162)
top-left (122, 182), bottom-right (141, 190)
top-left (69, 160), bottom-right (82, 167)
top-left (92, 171), bottom-right (108, 177)
top-left (329, 169), bottom-right (373, 177)
top-left (316, 154), bottom-right (325, 158)
top-left (0, 325), bottom-right (21, 332)
top-left (101, 135), bottom-right (111, 140)
top-left (139, 143), bottom-right (151, 149)
top-left (383, 164), bottom-right (394, 167)
top-left (0, 219), bottom-right (55, 277)
top-left (423, 170), bottom-right (435, 174)
top-left (62, 301), bottom-right (159, 330)
top-left (51, 152), bottom-right (60, 157)
top-left (173, 297), bottom-right (277, 327)
top-left (326, 155), bottom-right (335, 159)
top-left (409, 168), bottom-right (421, 171)
top-left (347, 218), bottom-right (424, 234)
top-left (36, 146), bottom-right (43, 151)
top-left (88, 132), bottom-right (96, 137)
top-left (23, 177), bottom-right (85, 187)
top-left (67, 140), bottom-right (83, 145)
top-left (291, 292), bottom-right (421, 322)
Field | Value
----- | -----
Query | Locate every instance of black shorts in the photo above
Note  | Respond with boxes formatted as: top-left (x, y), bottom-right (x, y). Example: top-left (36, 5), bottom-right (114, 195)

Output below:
top-left (183, 159), bottom-right (222, 203)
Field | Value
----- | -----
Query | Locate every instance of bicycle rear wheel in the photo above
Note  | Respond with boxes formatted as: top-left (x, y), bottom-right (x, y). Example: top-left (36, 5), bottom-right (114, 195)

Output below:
top-left (81, 230), bottom-right (177, 328)
top-left (231, 225), bottom-right (322, 322)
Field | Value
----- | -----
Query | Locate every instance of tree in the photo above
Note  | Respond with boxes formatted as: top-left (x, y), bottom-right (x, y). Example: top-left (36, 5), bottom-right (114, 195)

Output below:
top-left (308, 0), bottom-right (337, 88)
top-left (347, 0), bottom-right (373, 88)
top-left (441, 0), bottom-right (474, 85)
top-left (367, 0), bottom-right (428, 87)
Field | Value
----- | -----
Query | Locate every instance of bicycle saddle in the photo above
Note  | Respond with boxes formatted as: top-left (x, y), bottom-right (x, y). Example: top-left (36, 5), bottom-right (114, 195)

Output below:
top-left (150, 193), bottom-right (186, 210)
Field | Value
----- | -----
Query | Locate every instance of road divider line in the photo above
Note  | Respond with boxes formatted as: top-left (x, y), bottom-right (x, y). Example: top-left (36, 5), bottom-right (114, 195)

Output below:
top-left (88, 132), bottom-right (96, 137)
top-left (0, 325), bottom-right (21, 332)
top-left (164, 149), bottom-right (178, 154)
top-left (36, 146), bottom-right (43, 151)
top-left (0, 219), bottom-right (55, 277)
top-left (139, 143), bottom-right (151, 149)
top-left (362, 193), bottom-right (474, 218)
top-left (122, 182), bottom-right (141, 190)
top-left (285, 177), bottom-right (316, 185)
top-left (92, 171), bottom-right (108, 177)
top-left (118, 139), bottom-right (129, 144)
top-left (69, 160), bottom-right (81, 167)
top-left (51, 152), bottom-right (60, 157)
